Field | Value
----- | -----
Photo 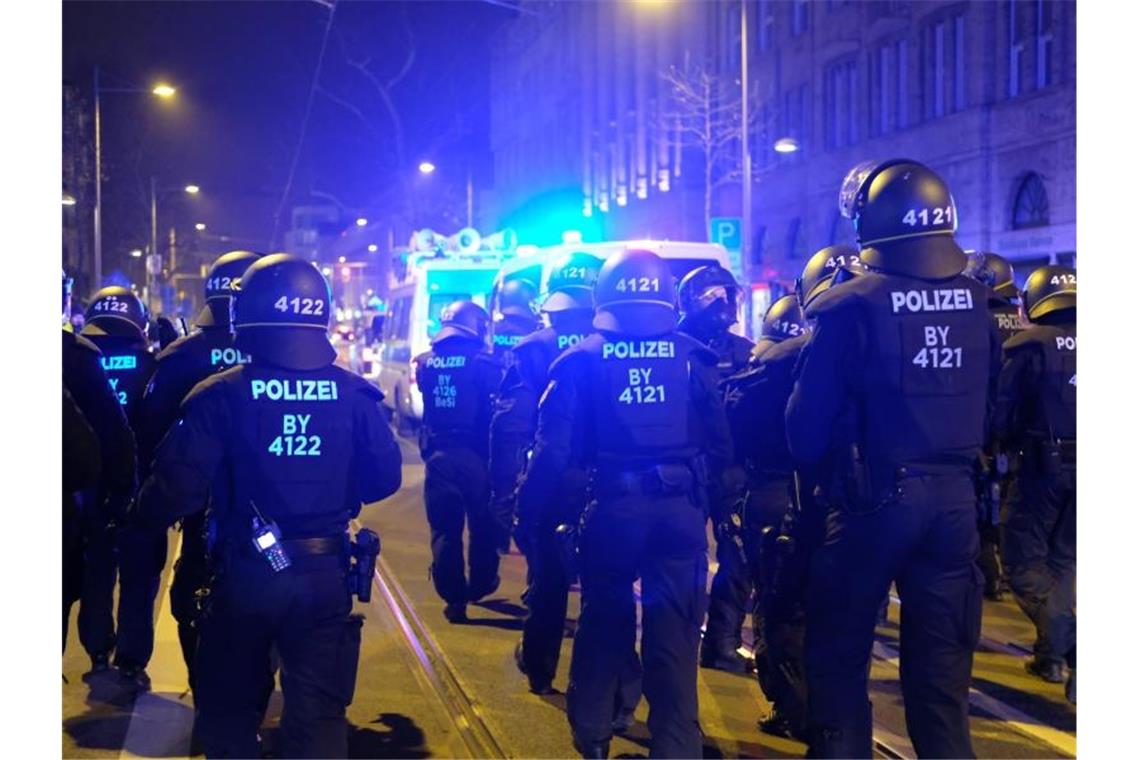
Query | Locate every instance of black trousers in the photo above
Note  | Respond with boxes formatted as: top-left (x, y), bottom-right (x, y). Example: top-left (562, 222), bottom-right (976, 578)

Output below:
top-left (114, 525), bottom-right (168, 670)
top-left (423, 447), bottom-right (499, 605)
top-left (195, 553), bottom-right (357, 758)
top-left (703, 528), bottom-right (751, 657)
top-left (170, 511), bottom-right (210, 691)
top-left (520, 518), bottom-right (643, 710)
top-left (568, 490), bottom-right (707, 758)
top-left (804, 475), bottom-right (981, 759)
top-left (78, 497), bottom-right (118, 660)
top-left (1001, 465), bottom-right (1076, 667)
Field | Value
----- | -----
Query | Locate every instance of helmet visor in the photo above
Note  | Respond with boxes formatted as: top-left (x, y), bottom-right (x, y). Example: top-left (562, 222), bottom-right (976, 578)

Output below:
top-left (838, 160), bottom-right (881, 219)
top-left (694, 284), bottom-right (737, 312)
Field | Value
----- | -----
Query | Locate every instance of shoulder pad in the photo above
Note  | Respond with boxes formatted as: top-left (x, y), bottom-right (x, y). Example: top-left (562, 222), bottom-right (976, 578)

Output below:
top-left (66, 330), bottom-right (103, 356)
top-left (803, 273), bottom-right (880, 319)
top-left (548, 333), bottom-right (600, 376)
top-left (514, 326), bottom-right (557, 353)
top-left (674, 331), bottom-right (719, 366)
top-left (1002, 325), bottom-right (1052, 353)
top-left (759, 332), bottom-right (810, 367)
top-left (182, 365), bottom-right (240, 405)
top-left (155, 331), bottom-right (199, 361)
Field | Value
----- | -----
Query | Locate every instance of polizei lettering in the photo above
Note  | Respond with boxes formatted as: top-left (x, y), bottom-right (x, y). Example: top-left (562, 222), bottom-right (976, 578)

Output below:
top-left (101, 355), bottom-right (138, 371)
top-left (890, 288), bottom-right (974, 314)
top-left (601, 340), bottom-right (676, 360)
top-left (211, 347), bottom-right (252, 367)
top-left (250, 378), bottom-right (339, 401)
top-left (424, 355), bottom-right (467, 369)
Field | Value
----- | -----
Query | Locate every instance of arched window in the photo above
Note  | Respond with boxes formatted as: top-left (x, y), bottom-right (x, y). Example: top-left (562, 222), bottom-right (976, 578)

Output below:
top-left (1012, 172), bottom-right (1050, 230)
top-left (830, 210), bottom-right (859, 247)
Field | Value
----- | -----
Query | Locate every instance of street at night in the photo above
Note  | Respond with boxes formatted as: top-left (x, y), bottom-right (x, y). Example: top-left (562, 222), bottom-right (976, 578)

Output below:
top-left (62, 435), bottom-right (1077, 759)
top-left (48, 0), bottom-right (1103, 758)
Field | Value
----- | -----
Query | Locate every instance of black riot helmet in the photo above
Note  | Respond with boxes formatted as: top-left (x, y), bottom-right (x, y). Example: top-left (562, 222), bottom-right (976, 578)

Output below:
top-left (677, 264), bottom-right (740, 329)
top-left (496, 279), bottom-right (539, 320)
top-left (962, 251), bottom-right (1018, 301)
top-left (433, 300), bottom-right (491, 345)
top-left (196, 250), bottom-right (263, 328)
top-left (760, 295), bottom-right (808, 342)
top-left (231, 253), bottom-right (335, 370)
top-left (84, 286), bottom-right (148, 341)
top-left (593, 248), bottom-right (678, 337)
top-left (543, 251), bottom-right (603, 313)
top-left (796, 245), bottom-right (861, 308)
top-left (1021, 265), bottom-right (1076, 322)
top-left (838, 158), bottom-right (966, 279)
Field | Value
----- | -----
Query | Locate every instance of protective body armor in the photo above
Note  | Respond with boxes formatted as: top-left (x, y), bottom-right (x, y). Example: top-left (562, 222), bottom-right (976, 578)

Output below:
top-left (416, 336), bottom-right (499, 454)
top-left (724, 332), bottom-right (810, 477)
top-left (513, 324), bottom-right (591, 398)
top-left (807, 271), bottom-right (992, 477)
top-left (82, 332), bottom-right (156, 430)
top-left (556, 332), bottom-right (712, 465)
top-left (677, 317), bottom-right (754, 380)
top-left (990, 301), bottom-right (1030, 344)
top-left (185, 363), bottom-right (380, 544)
top-left (1002, 324), bottom-right (1077, 441)
top-left (492, 314), bottom-right (540, 369)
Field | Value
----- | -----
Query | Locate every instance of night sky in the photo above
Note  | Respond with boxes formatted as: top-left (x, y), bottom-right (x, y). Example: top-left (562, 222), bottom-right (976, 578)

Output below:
top-left (63, 0), bottom-right (509, 268)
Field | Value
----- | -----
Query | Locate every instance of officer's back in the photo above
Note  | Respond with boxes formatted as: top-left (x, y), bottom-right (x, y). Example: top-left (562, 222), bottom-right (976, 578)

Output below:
top-left (79, 287), bottom-right (156, 431)
top-left (135, 254), bottom-right (402, 758)
top-left (520, 249), bottom-right (731, 758)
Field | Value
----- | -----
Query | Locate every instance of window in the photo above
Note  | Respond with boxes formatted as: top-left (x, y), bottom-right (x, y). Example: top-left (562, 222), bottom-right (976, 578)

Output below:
top-left (830, 211), bottom-right (858, 247)
top-left (1009, 1), bottom-right (1026, 98)
top-left (786, 218), bottom-right (802, 260)
top-left (824, 59), bottom-right (857, 149)
top-left (757, 0), bottom-right (774, 53)
top-left (792, 0), bottom-right (808, 37)
top-left (1012, 173), bottom-right (1050, 230)
top-left (926, 14), bottom-right (966, 120)
top-left (1036, 0), bottom-right (1054, 89)
top-left (897, 39), bottom-right (909, 129)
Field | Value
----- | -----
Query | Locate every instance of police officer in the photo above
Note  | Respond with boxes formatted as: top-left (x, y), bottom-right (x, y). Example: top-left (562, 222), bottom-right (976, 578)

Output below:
top-left (993, 265), bottom-right (1076, 702)
top-left (493, 252), bottom-right (644, 719)
top-left (964, 251), bottom-right (1029, 601)
top-left (519, 249), bottom-right (732, 758)
top-left (416, 300), bottom-right (505, 622)
top-left (78, 286), bottom-right (157, 680)
top-left (491, 279), bottom-right (542, 368)
top-left (675, 264), bottom-right (754, 674)
top-left (134, 253), bottom-right (402, 757)
top-left (787, 159), bottom-right (1001, 757)
top-left (137, 250), bottom-right (262, 690)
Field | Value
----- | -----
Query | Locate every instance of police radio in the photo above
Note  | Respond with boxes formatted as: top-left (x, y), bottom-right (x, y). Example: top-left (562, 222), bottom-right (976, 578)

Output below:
top-left (249, 500), bottom-right (291, 572)
top-left (348, 528), bottom-right (381, 602)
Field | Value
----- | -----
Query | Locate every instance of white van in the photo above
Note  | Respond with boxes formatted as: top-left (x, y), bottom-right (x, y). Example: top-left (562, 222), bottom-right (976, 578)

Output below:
top-left (372, 250), bottom-right (510, 431)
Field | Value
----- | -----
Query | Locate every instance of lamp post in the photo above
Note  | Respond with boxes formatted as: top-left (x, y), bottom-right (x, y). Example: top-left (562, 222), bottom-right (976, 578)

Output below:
top-left (740, 0), bottom-right (752, 289)
top-left (418, 160), bottom-right (474, 228)
top-left (92, 66), bottom-right (176, 291)
top-left (148, 179), bottom-right (199, 311)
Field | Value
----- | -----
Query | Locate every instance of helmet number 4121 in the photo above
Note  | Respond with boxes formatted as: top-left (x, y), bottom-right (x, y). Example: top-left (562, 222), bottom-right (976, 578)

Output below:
top-left (902, 206), bottom-right (953, 227)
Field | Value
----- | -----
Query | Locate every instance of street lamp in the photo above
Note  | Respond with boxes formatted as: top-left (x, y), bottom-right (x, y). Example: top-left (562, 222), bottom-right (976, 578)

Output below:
top-left (355, 217), bottom-right (368, 227)
top-left (93, 66), bottom-right (177, 290)
top-left (149, 178), bottom-right (200, 310)
top-left (129, 248), bottom-right (143, 258)
top-left (62, 194), bottom-right (77, 206)
top-left (417, 160), bottom-right (475, 228)
top-left (774, 137), bottom-right (800, 154)
top-left (418, 161), bottom-right (436, 175)
top-left (195, 222), bottom-right (207, 231)
top-left (184, 184), bottom-right (200, 195)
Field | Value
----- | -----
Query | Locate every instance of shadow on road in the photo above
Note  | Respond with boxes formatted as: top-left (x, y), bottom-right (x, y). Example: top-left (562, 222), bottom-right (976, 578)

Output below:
top-left (473, 597), bottom-right (528, 618)
top-left (348, 712), bottom-right (431, 758)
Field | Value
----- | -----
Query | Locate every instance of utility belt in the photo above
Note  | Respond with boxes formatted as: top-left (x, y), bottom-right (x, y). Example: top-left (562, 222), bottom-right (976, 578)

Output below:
top-left (592, 460), bottom-right (699, 500)
top-left (238, 533), bottom-right (349, 563)
top-left (1023, 434), bottom-right (1077, 475)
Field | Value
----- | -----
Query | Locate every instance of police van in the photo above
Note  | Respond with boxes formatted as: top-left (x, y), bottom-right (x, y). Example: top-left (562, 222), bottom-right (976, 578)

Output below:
top-left (490, 239), bottom-right (737, 331)
top-left (371, 229), bottom-right (517, 432)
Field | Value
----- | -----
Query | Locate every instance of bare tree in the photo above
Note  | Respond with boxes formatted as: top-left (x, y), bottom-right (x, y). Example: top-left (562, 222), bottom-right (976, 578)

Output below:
top-left (661, 60), bottom-right (771, 234)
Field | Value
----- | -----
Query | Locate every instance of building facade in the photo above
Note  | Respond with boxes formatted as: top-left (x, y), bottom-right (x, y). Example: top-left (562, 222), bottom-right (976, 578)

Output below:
top-left (486, 0), bottom-right (1076, 286)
